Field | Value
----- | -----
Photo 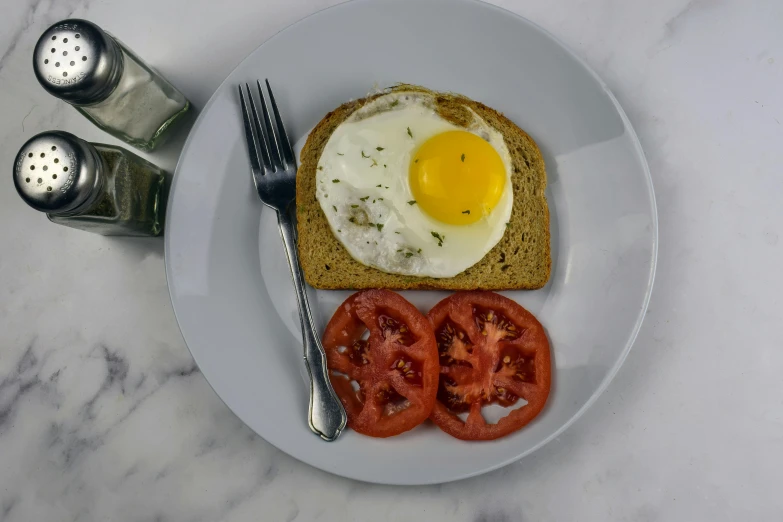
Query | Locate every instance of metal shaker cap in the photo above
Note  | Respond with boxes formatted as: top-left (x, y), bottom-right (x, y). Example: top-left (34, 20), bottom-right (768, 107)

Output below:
top-left (13, 131), bottom-right (104, 215)
top-left (33, 19), bottom-right (123, 105)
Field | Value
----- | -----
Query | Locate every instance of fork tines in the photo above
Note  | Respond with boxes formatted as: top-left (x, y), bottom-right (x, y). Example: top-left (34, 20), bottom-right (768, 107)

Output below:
top-left (238, 79), bottom-right (295, 174)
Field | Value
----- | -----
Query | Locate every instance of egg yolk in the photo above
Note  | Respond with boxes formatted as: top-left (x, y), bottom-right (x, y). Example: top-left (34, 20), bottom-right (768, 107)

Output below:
top-left (409, 130), bottom-right (506, 225)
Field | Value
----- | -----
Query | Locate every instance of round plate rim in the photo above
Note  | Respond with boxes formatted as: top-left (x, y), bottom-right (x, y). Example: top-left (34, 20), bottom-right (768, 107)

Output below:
top-left (164, 0), bottom-right (658, 485)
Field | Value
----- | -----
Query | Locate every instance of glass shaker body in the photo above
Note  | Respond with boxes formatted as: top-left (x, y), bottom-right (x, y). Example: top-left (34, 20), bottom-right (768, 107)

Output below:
top-left (75, 40), bottom-right (190, 151)
top-left (48, 144), bottom-right (165, 235)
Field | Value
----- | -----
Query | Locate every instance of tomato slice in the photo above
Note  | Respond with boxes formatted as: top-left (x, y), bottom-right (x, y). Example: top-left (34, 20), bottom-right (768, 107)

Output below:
top-left (322, 289), bottom-right (439, 438)
top-left (427, 291), bottom-right (551, 440)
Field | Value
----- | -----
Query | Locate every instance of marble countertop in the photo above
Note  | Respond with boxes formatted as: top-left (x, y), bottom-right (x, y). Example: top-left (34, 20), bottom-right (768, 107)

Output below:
top-left (1, 0), bottom-right (781, 520)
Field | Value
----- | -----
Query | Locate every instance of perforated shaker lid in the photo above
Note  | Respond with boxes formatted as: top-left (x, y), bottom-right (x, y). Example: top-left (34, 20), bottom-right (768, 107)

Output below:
top-left (33, 19), bottom-right (123, 105)
top-left (13, 131), bottom-right (104, 215)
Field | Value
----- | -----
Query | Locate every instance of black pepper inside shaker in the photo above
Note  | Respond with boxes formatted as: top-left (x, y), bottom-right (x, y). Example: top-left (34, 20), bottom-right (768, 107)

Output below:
top-left (13, 131), bottom-right (166, 236)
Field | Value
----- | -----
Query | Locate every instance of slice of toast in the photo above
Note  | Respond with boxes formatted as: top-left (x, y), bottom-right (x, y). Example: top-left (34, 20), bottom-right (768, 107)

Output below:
top-left (295, 85), bottom-right (550, 290)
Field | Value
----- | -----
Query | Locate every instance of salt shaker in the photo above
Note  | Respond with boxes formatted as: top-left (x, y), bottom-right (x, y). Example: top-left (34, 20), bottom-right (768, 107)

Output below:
top-left (13, 131), bottom-right (166, 236)
top-left (33, 19), bottom-right (190, 151)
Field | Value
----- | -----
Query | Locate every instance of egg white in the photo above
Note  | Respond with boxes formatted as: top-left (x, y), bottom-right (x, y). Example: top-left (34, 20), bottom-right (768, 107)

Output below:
top-left (315, 91), bottom-right (513, 278)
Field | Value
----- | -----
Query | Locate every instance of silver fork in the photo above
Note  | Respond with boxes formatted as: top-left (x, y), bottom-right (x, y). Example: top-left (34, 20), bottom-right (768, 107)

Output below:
top-left (239, 80), bottom-right (347, 442)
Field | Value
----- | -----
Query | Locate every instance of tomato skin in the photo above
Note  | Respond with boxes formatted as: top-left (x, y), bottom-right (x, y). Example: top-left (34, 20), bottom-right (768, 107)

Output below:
top-left (322, 289), bottom-right (439, 438)
top-left (427, 291), bottom-right (551, 441)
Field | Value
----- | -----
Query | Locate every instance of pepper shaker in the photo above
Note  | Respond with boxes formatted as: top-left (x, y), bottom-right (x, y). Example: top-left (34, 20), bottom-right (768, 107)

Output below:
top-left (13, 131), bottom-right (166, 236)
top-left (33, 19), bottom-right (190, 151)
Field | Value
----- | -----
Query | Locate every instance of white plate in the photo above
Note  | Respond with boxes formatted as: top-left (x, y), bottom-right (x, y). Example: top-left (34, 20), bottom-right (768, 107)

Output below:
top-left (165, 0), bottom-right (657, 485)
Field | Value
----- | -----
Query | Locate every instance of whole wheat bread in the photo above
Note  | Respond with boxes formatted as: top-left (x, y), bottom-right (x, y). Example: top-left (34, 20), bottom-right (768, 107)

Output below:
top-left (295, 85), bottom-right (551, 290)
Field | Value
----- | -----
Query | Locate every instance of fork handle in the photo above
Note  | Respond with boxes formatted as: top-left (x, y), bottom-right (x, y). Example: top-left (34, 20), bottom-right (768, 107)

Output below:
top-left (276, 207), bottom-right (347, 441)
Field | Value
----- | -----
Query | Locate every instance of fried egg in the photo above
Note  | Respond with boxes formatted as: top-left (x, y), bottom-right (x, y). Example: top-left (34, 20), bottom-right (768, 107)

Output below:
top-left (315, 91), bottom-right (513, 278)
